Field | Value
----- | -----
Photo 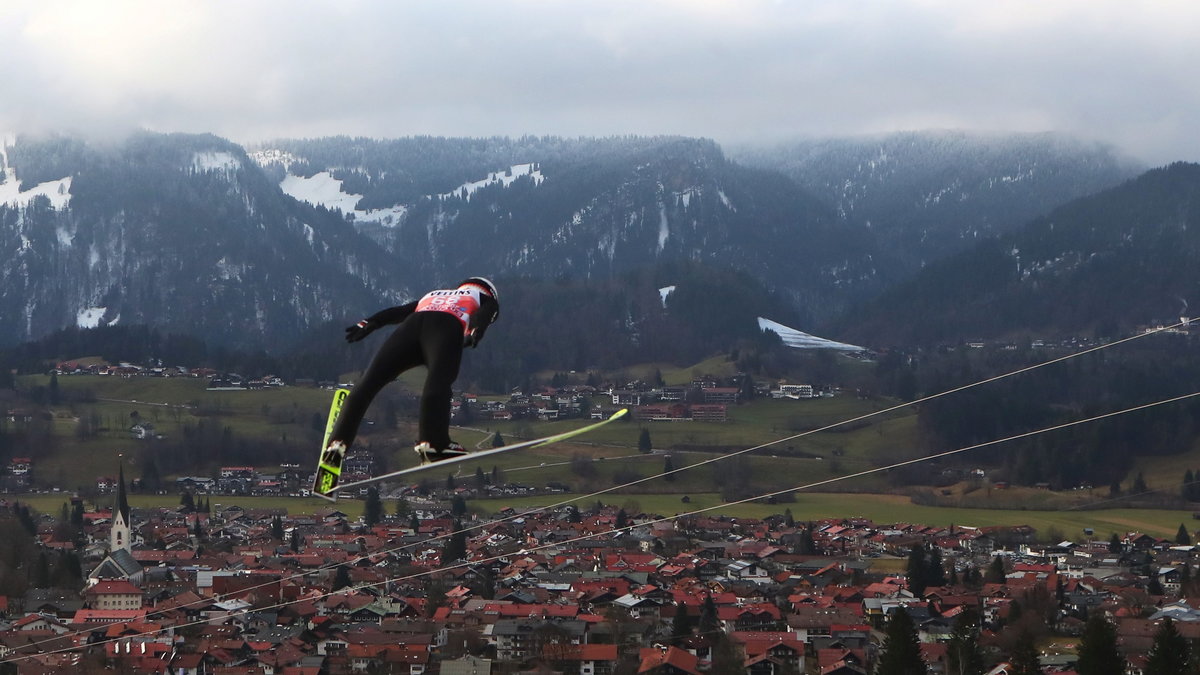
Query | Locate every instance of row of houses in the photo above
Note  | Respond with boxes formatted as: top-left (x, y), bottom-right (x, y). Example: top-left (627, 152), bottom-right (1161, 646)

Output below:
top-left (3, 479), bottom-right (1197, 675)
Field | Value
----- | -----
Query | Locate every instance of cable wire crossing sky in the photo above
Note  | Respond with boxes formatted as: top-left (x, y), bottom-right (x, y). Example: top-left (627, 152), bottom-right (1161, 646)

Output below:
top-left (2, 0), bottom-right (1197, 165)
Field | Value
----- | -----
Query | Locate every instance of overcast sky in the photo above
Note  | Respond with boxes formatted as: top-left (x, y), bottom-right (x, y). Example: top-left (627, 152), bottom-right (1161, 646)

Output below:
top-left (3, 0), bottom-right (1198, 165)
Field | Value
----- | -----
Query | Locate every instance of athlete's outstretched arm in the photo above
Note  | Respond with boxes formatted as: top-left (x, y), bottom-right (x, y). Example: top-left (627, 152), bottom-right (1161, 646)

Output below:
top-left (366, 301), bottom-right (419, 326)
top-left (345, 301), bottom-right (419, 343)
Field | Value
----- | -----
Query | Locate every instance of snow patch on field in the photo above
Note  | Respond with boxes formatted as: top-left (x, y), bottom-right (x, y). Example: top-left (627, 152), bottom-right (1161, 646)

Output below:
top-left (659, 286), bottom-right (676, 307)
top-left (192, 151), bottom-right (241, 173)
top-left (758, 317), bottom-right (864, 351)
top-left (77, 307), bottom-right (107, 329)
top-left (437, 163), bottom-right (544, 201)
top-left (279, 171), bottom-right (407, 227)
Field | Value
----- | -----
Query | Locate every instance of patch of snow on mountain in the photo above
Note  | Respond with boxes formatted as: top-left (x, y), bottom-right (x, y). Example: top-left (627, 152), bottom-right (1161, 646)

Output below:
top-left (718, 190), bottom-right (734, 210)
top-left (436, 163), bottom-right (544, 201)
top-left (0, 168), bottom-right (72, 210)
top-left (192, 151), bottom-right (241, 173)
top-left (758, 317), bottom-right (864, 351)
top-left (57, 225), bottom-right (74, 247)
top-left (77, 307), bottom-right (107, 329)
top-left (659, 286), bottom-right (675, 308)
top-left (279, 170), bottom-right (407, 227)
top-left (658, 204), bottom-right (670, 252)
top-left (282, 171), bottom-right (361, 213)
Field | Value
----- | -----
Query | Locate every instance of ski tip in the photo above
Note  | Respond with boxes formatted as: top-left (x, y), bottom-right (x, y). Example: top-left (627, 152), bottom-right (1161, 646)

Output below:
top-left (613, 408), bottom-right (629, 420)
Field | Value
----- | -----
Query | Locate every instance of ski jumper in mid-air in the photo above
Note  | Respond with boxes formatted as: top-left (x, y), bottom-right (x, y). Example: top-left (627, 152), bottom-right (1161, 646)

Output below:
top-left (324, 277), bottom-right (500, 464)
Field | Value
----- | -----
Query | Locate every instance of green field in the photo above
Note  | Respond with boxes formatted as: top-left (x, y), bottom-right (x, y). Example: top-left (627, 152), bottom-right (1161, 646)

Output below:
top-left (474, 491), bottom-right (1195, 541)
top-left (10, 371), bottom-right (1200, 541)
top-left (9, 488), bottom-right (1190, 542)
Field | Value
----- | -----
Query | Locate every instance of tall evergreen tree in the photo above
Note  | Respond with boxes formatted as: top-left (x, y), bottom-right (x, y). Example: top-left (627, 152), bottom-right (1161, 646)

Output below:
top-left (710, 632), bottom-right (748, 675)
top-left (985, 556), bottom-right (1007, 584)
top-left (1133, 472), bottom-right (1149, 493)
top-left (363, 487), bottom-right (383, 527)
top-left (1146, 617), bottom-right (1190, 675)
top-left (927, 547), bottom-right (947, 588)
top-left (670, 603), bottom-right (693, 645)
top-left (699, 594), bottom-right (721, 635)
top-left (876, 608), bottom-right (927, 675)
top-left (907, 543), bottom-right (929, 596)
top-left (332, 564), bottom-right (352, 591)
top-left (638, 428), bottom-right (652, 454)
top-left (1176, 524), bottom-right (1191, 546)
top-left (442, 523), bottom-right (467, 567)
top-left (1076, 614), bottom-right (1125, 675)
top-left (1008, 629), bottom-right (1042, 675)
top-left (946, 608), bottom-right (984, 675)
top-left (663, 454), bottom-right (676, 481)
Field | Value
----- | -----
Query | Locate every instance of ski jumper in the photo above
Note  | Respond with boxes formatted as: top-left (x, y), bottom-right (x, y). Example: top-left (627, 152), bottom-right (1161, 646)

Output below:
top-left (328, 282), bottom-right (499, 451)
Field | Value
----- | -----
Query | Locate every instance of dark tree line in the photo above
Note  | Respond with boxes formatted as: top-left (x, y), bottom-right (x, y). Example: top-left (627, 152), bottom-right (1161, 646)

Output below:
top-left (903, 334), bottom-right (1200, 489)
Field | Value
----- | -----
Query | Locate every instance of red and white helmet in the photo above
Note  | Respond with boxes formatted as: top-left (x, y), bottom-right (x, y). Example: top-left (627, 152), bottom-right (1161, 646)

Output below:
top-left (459, 277), bottom-right (498, 301)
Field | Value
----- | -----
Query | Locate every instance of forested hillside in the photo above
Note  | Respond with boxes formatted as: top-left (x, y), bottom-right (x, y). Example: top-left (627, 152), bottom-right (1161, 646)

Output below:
top-left (732, 130), bottom-right (1142, 284)
top-left (838, 162), bottom-right (1200, 347)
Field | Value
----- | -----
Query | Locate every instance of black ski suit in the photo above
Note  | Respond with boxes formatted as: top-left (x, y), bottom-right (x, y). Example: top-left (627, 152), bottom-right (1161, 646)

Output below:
top-left (329, 286), bottom-right (499, 451)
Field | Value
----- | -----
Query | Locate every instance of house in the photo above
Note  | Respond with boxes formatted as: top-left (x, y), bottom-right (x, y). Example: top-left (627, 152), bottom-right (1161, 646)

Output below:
top-left (724, 560), bottom-right (771, 584)
top-left (488, 619), bottom-right (586, 662)
top-left (85, 580), bottom-right (144, 611)
top-left (734, 632), bottom-right (805, 675)
top-left (701, 387), bottom-right (739, 404)
top-left (637, 646), bottom-right (703, 675)
top-left (689, 404), bottom-right (728, 422)
top-left (542, 643), bottom-right (619, 675)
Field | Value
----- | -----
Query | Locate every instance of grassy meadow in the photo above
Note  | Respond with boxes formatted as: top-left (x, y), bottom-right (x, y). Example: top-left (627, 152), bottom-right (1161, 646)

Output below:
top-left (8, 368), bottom-right (1200, 542)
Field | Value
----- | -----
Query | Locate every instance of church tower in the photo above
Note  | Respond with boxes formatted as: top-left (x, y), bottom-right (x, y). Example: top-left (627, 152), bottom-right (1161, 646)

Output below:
top-left (110, 463), bottom-right (132, 554)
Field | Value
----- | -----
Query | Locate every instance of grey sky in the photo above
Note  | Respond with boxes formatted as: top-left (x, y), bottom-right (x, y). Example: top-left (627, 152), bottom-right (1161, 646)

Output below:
top-left (3, 0), bottom-right (1198, 165)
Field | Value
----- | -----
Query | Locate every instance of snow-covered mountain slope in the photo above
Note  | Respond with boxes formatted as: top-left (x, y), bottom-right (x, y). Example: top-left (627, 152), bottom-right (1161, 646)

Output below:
top-left (758, 317), bottom-right (864, 351)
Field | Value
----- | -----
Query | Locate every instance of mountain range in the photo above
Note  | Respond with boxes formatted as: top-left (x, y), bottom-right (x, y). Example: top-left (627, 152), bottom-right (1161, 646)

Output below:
top-left (0, 129), bottom-right (1167, 355)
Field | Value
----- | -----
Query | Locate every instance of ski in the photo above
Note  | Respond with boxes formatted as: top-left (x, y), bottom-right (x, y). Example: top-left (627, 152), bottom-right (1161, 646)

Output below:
top-left (311, 388), bottom-right (351, 500)
top-left (326, 407), bottom-right (629, 499)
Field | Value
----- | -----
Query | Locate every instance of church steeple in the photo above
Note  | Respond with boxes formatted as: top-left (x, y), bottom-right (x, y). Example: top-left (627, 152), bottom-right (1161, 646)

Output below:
top-left (110, 462), bottom-right (132, 554)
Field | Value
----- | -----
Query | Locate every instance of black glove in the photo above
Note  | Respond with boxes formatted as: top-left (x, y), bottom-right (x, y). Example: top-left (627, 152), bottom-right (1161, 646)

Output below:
top-left (345, 319), bottom-right (375, 343)
top-left (462, 329), bottom-right (478, 349)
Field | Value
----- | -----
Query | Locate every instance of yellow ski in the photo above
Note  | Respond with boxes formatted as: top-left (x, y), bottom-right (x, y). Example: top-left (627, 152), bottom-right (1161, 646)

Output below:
top-left (311, 388), bottom-right (350, 500)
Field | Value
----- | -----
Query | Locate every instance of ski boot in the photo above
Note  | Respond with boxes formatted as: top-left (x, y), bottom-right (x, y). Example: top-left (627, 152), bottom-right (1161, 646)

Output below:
top-left (321, 441), bottom-right (347, 469)
top-left (414, 441), bottom-right (470, 465)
